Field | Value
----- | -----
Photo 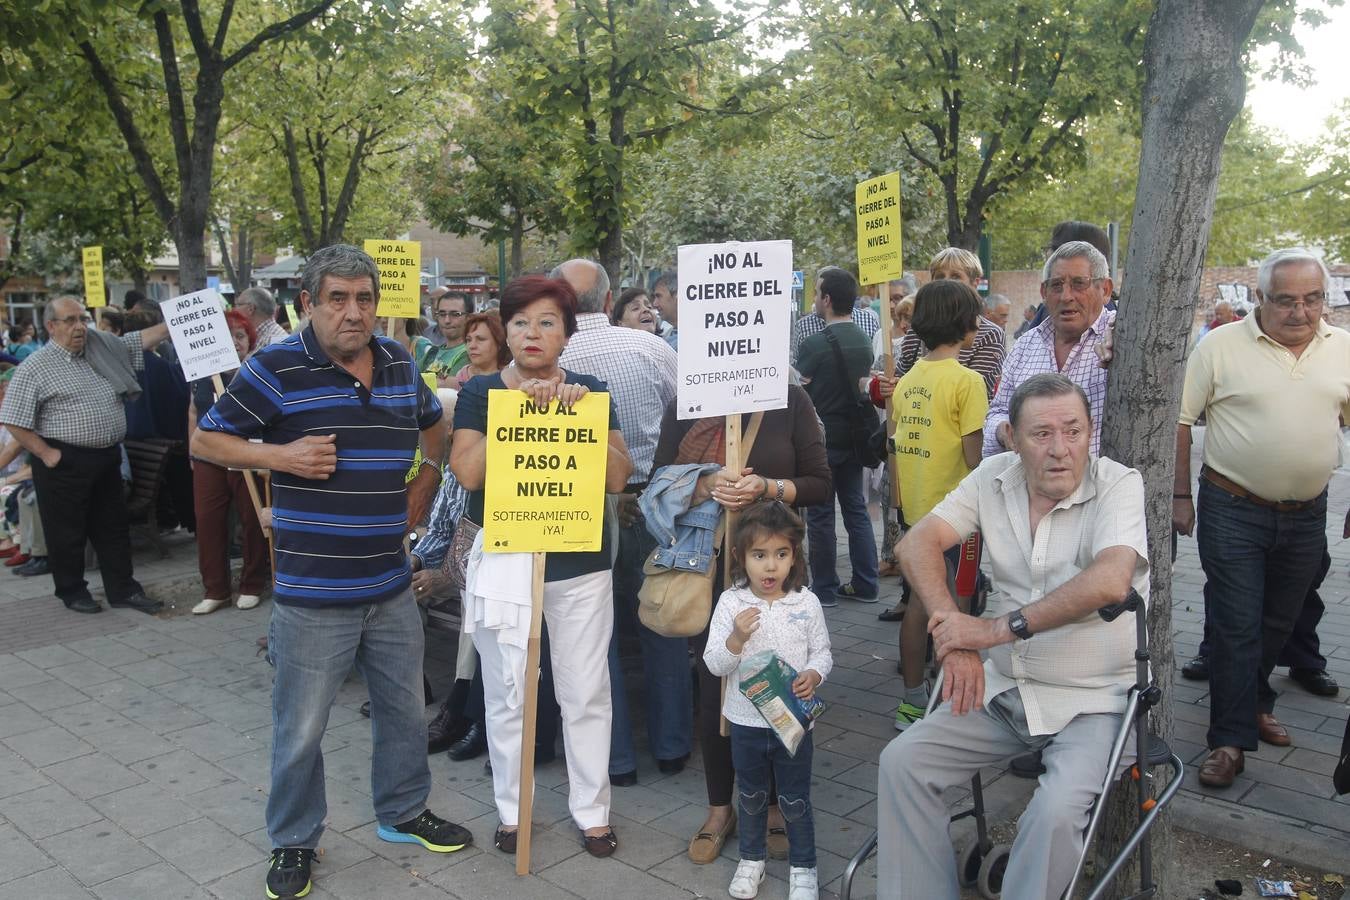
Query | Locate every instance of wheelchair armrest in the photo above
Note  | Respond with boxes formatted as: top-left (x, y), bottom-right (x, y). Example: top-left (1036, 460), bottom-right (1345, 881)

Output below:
top-left (1097, 588), bottom-right (1144, 622)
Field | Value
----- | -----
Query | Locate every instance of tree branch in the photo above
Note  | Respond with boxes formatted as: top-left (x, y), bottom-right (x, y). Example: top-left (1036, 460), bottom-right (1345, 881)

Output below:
top-left (77, 41), bottom-right (176, 229)
top-left (223, 0), bottom-right (340, 71)
top-left (180, 0), bottom-right (215, 63)
top-left (153, 11), bottom-right (195, 199)
top-left (282, 123), bottom-right (318, 251)
top-left (214, 0), bottom-right (236, 53)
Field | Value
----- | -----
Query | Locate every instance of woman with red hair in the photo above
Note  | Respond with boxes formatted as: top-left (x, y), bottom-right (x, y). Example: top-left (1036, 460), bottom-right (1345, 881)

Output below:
top-left (450, 275), bottom-right (633, 858)
top-left (187, 308), bottom-right (270, 615)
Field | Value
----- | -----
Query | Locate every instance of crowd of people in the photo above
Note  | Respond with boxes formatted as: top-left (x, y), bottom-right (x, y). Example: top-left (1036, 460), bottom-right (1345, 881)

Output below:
top-left (1, 229), bottom-right (1345, 900)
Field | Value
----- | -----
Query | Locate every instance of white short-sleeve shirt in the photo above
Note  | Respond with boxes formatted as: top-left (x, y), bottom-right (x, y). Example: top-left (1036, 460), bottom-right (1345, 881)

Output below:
top-left (929, 452), bottom-right (1150, 735)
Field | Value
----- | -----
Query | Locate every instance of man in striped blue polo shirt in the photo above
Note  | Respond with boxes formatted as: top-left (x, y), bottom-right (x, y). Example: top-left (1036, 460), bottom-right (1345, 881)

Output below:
top-left (191, 244), bottom-right (472, 900)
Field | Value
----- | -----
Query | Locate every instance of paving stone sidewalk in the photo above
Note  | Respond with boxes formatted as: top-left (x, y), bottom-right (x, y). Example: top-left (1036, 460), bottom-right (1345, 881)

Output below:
top-left (0, 465), bottom-right (1346, 899)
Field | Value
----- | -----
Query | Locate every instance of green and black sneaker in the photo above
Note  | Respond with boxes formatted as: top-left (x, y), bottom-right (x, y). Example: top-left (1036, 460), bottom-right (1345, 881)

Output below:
top-left (265, 847), bottom-right (315, 899)
top-left (377, 809), bottom-right (474, 853)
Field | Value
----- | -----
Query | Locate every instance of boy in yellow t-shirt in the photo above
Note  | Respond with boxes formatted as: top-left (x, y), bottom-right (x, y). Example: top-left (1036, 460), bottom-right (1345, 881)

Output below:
top-left (889, 279), bottom-right (987, 730)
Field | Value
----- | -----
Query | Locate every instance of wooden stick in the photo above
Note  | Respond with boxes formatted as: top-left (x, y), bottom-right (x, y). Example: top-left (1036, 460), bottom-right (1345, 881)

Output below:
top-left (515, 551), bottom-right (547, 876)
top-left (212, 373), bottom-right (271, 541)
top-left (719, 414), bottom-right (743, 739)
top-left (878, 282), bottom-right (902, 509)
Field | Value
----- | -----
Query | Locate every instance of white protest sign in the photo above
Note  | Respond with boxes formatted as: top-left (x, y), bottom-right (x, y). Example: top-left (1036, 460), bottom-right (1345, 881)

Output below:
top-left (676, 240), bottom-right (792, 420)
top-left (161, 289), bottom-right (240, 382)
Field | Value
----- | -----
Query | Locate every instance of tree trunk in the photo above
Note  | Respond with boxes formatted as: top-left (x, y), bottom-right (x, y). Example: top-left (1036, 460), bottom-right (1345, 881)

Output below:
top-left (510, 213), bottom-right (524, 279)
top-left (1094, 1), bottom-right (1263, 896)
top-left (175, 231), bottom-right (210, 296)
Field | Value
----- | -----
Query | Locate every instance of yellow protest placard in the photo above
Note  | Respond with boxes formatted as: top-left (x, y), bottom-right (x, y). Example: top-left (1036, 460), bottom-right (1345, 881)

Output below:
top-left (855, 172), bottom-right (903, 286)
top-left (483, 389), bottom-right (610, 553)
top-left (364, 239), bottom-right (421, 318)
top-left (82, 246), bottom-right (106, 308)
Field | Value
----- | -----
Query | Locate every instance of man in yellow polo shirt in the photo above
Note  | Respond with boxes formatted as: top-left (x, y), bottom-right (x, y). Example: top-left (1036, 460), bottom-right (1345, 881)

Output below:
top-left (1173, 247), bottom-right (1350, 788)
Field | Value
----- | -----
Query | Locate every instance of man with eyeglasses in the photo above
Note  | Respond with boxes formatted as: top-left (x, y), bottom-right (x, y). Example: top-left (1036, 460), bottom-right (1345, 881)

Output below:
top-left (418, 291), bottom-right (472, 380)
top-left (983, 241), bottom-right (1113, 458)
top-left (0, 295), bottom-right (170, 614)
top-left (1174, 248), bottom-right (1350, 789)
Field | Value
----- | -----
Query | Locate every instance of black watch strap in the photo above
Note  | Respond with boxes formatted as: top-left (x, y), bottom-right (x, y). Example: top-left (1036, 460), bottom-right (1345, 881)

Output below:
top-left (1008, 611), bottom-right (1033, 640)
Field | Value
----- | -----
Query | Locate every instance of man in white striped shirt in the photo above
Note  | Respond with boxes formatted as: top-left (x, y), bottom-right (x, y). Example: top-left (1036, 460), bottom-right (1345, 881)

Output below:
top-left (554, 259), bottom-right (691, 784)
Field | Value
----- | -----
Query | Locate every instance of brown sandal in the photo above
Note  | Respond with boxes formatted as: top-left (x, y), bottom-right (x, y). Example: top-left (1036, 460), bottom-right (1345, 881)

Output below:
top-left (494, 827), bottom-right (518, 854)
top-left (581, 828), bottom-right (617, 858)
top-left (687, 812), bottom-right (736, 864)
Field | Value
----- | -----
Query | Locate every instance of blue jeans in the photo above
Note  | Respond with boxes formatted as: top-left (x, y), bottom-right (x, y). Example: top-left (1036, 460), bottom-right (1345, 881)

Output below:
top-left (806, 447), bottom-right (879, 603)
top-left (609, 518), bottom-right (693, 773)
top-left (266, 590), bottom-right (431, 849)
top-left (730, 724), bottom-right (816, 868)
top-left (1195, 547), bottom-right (1329, 671)
top-left (1196, 478), bottom-right (1326, 750)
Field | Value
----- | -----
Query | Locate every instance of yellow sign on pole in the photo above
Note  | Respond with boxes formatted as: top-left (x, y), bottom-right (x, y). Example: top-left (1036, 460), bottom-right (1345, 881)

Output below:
top-left (483, 389), bottom-right (609, 553)
top-left (82, 246), bottom-right (106, 308)
top-left (364, 239), bottom-right (421, 318)
top-left (855, 172), bottom-right (903, 286)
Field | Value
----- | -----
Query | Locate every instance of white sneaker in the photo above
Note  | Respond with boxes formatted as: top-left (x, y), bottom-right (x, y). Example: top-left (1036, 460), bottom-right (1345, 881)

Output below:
top-left (728, 859), bottom-right (766, 899)
top-left (236, 594), bottom-right (261, 610)
top-left (192, 597), bottom-right (229, 615)
top-left (789, 866), bottom-right (818, 900)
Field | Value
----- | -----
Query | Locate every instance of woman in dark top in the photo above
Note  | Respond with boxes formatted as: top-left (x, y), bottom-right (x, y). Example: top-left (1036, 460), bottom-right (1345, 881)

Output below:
top-left (186, 309), bottom-right (270, 615)
top-left (450, 275), bottom-right (632, 859)
top-left (650, 385), bottom-right (831, 864)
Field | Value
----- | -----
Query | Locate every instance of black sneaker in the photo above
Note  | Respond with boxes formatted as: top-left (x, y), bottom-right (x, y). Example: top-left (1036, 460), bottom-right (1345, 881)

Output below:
top-left (265, 847), bottom-right (315, 899)
top-left (376, 809), bottom-right (473, 853)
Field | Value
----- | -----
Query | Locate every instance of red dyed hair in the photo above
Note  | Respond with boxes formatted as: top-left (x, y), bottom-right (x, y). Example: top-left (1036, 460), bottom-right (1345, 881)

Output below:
top-left (223, 308), bottom-right (258, 351)
top-left (498, 276), bottom-right (578, 337)
top-left (464, 312), bottom-right (510, 368)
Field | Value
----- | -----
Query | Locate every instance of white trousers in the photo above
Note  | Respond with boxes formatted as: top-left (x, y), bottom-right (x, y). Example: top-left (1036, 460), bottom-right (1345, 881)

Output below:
top-left (473, 567), bottom-right (614, 830)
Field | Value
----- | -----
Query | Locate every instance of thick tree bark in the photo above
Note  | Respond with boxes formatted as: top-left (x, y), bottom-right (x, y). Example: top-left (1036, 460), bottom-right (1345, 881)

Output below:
top-left (1095, 1), bottom-right (1264, 896)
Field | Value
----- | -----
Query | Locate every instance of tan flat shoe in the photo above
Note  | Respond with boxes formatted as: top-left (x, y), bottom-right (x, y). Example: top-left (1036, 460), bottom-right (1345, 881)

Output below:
top-left (687, 811), bottom-right (736, 865)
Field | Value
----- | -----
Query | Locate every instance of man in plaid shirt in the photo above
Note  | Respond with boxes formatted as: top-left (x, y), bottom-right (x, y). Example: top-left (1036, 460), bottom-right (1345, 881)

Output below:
top-left (982, 242), bottom-right (1114, 459)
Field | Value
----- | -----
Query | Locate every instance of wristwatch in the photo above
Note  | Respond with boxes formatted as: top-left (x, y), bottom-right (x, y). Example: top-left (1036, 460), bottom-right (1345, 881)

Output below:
top-left (1007, 610), bottom-right (1033, 640)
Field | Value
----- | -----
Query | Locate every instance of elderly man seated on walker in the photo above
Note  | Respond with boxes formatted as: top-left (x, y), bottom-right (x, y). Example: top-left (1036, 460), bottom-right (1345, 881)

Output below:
top-left (877, 372), bottom-right (1150, 900)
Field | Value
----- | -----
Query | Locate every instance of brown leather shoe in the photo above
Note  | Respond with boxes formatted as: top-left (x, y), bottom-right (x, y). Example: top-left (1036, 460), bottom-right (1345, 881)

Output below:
top-left (687, 810), bottom-right (736, 864)
top-left (1198, 747), bottom-right (1245, 788)
top-left (1256, 713), bottom-right (1292, 747)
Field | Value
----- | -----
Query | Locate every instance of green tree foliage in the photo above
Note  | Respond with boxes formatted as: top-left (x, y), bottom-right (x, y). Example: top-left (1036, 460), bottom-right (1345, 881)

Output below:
top-left (803, 0), bottom-right (1152, 251)
top-left (229, 2), bottom-right (456, 256)
top-left (471, 0), bottom-right (787, 281)
top-left (985, 110), bottom-right (1350, 269)
top-left (414, 57), bottom-right (568, 279)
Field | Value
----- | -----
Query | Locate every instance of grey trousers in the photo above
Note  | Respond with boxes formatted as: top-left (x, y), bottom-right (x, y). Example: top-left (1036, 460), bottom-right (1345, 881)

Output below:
top-left (877, 689), bottom-right (1129, 900)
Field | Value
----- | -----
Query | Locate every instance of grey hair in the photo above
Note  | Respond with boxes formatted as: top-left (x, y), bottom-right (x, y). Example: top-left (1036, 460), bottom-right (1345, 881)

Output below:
top-left (1041, 241), bottom-right (1109, 284)
top-left (1009, 373), bottom-right (1091, 431)
top-left (889, 273), bottom-right (920, 295)
top-left (549, 259), bottom-right (609, 314)
top-left (300, 244), bottom-right (380, 302)
top-left (43, 295), bottom-right (84, 325)
top-left (236, 286), bottom-right (275, 316)
top-left (984, 292), bottom-right (1011, 312)
top-left (653, 270), bottom-right (677, 295)
top-left (1256, 247), bottom-right (1331, 298)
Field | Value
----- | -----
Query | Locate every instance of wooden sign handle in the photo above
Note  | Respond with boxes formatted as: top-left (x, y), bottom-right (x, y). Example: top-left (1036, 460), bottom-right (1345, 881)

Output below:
top-left (878, 282), bottom-right (902, 509)
top-left (211, 373), bottom-right (271, 541)
top-left (719, 414), bottom-right (743, 739)
top-left (515, 551), bottom-right (547, 875)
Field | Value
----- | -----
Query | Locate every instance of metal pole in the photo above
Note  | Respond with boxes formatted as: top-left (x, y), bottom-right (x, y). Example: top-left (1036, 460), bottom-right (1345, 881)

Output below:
top-left (977, 234), bottom-right (992, 297)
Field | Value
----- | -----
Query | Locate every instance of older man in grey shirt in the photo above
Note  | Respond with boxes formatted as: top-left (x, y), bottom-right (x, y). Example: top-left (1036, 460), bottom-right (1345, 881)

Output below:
top-left (0, 296), bottom-right (169, 614)
top-left (878, 373), bottom-right (1149, 900)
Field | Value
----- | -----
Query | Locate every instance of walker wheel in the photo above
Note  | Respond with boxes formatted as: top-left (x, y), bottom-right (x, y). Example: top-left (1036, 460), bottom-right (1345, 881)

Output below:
top-left (977, 843), bottom-right (1012, 900)
top-left (957, 841), bottom-right (984, 888)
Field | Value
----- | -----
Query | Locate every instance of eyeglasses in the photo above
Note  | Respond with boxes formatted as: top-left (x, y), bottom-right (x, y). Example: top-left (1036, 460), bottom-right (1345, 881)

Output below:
top-left (1266, 292), bottom-right (1325, 312)
top-left (1044, 277), bottom-right (1101, 294)
top-left (435, 310), bottom-right (466, 319)
top-left (52, 314), bottom-right (93, 327)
